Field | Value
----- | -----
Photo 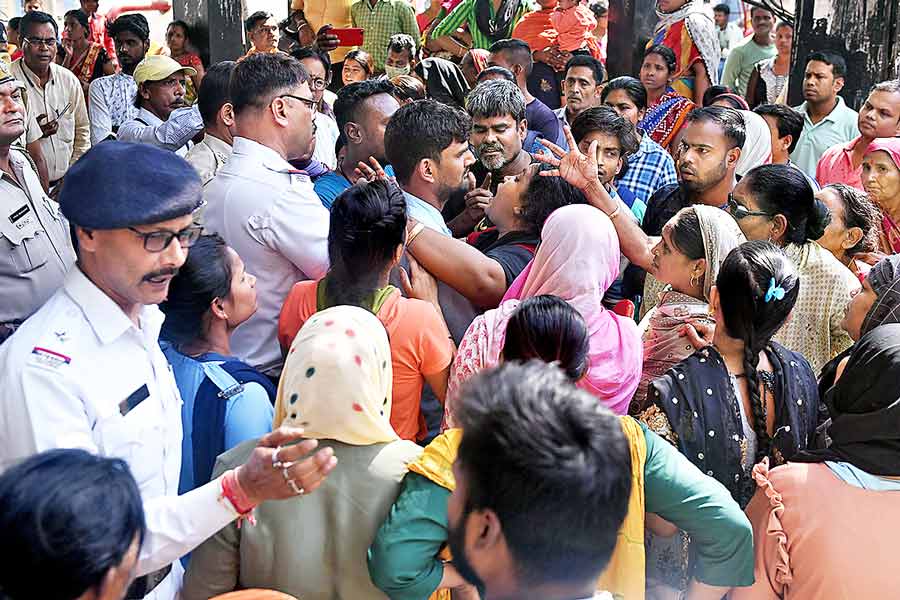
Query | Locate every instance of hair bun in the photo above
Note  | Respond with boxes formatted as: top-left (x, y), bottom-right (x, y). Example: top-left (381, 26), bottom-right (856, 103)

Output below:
top-left (806, 198), bottom-right (831, 241)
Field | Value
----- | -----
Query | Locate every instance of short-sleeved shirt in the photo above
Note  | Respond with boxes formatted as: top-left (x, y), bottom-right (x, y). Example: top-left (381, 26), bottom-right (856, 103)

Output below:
top-left (185, 133), bottom-right (232, 186)
top-left (278, 281), bottom-right (454, 441)
top-left (790, 97), bottom-right (859, 179)
top-left (315, 165), bottom-right (396, 209)
top-left (87, 72), bottom-right (138, 144)
top-left (617, 132), bottom-right (679, 219)
top-left (526, 98), bottom-right (562, 147)
top-left (815, 135), bottom-right (864, 190)
top-left (350, 0), bottom-right (419, 71)
top-left (466, 227), bottom-right (539, 287)
top-left (720, 38), bottom-right (776, 97)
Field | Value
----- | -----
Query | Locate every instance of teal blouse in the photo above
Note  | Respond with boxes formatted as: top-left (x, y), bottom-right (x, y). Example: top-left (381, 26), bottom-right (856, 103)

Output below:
top-left (367, 423), bottom-right (754, 599)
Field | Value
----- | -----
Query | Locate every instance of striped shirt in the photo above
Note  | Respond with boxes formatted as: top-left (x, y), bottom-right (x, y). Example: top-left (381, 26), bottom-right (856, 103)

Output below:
top-left (351, 0), bottom-right (419, 71)
top-left (430, 0), bottom-right (528, 50)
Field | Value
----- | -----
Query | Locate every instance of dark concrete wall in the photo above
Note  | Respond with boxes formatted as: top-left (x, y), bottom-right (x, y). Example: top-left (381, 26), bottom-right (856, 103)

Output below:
top-left (174, 0), bottom-right (245, 64)
top-left (607, 0), bottom-right (659, 78)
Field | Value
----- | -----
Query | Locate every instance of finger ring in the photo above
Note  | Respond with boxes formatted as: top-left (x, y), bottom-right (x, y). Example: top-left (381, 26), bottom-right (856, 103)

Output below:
top-left (272, 446), bottom-right (283, 469)
top-left (287, 479), bottom-right (305, 495)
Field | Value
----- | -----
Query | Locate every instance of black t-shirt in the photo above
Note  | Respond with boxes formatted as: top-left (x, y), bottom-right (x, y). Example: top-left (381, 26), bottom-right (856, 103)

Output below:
top-left (642, 183), bottom-right (690, 236)
top-left (468, 227), bottom-right (539, 288)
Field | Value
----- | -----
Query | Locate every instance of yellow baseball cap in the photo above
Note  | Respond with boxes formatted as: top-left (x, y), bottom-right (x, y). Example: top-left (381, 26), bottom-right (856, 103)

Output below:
top-left (132, 55), bottom-right (197, 85)
top-left (0, 61), bottom-right (25, 90)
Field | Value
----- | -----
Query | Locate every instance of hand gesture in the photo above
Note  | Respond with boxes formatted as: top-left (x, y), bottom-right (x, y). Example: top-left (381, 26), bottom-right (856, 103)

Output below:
top-left (314, 24), bottom-right (339, 52)
top-left (236, 427), bottom-right (337, 504)
top-left (353, 156), bottom-right (395, 184)
top-left (532, 125), bottom-right (601, 193)
top-left (463, 172), bottom-right (492, 222)
top-left (400, 254), bottom-right (439, 306)
top-left (37, 114), bottom-right (59, 139)
top-left (679, 318), bottom-right (715, 351)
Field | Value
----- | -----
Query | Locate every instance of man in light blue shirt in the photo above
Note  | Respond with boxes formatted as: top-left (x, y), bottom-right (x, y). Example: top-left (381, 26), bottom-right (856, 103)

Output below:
top-left (384, 99), bottom-right (475, 236)
top-left (790, 51), bottom-right (859, 178)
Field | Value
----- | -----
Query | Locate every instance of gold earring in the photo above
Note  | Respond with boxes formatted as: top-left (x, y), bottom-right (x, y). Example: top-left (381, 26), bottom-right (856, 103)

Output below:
top-left (690, 273), bottom-right (699, 287)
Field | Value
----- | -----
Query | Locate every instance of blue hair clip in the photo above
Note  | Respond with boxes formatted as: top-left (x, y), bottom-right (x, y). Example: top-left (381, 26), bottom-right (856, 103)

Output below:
top-left (764, 277), bottom-right (785, 303)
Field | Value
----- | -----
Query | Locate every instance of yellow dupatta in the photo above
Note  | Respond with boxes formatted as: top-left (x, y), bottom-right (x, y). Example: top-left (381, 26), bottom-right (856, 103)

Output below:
top-left (408, 420), bottom-right (647, 600)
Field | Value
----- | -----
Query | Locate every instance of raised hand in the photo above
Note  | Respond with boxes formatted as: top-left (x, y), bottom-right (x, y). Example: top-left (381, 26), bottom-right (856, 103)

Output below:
top-left (463, 172), bottom-right (492, 222)
top-left (353, 156), bottom-right (394, 184)
top-left (532, 125), bottom-right (601, 193)
top-left (314, 25), bottom-right (340, 53)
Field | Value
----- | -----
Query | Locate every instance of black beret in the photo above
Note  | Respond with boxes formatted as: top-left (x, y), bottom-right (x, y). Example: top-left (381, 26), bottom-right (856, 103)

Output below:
top-left (59, 141), bottom-right (203, 229)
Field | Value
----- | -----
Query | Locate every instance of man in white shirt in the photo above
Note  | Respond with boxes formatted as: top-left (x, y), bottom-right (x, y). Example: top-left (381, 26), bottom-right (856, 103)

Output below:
top-left (0, 141), bottom-right (337, 600)
top-left (11, 10), bottom-right (89, 188)
top-left (445, 362), bottom-right (631, 600)
top-left (185, 60), bottom-right (236, 185)
top-left (203, 52), bottom-right (329, 378)
top-left (87, 13), bottom-right (148, 144)
top-left (118, 55), bottom-right (204, 157)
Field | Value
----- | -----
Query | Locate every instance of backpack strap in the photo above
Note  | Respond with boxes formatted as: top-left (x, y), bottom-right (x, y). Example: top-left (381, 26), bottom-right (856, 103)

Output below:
top-left (199, 361), bottom-right (244, 399)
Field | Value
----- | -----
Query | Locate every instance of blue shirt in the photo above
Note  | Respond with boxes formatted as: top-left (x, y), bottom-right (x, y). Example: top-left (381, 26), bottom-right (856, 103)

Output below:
top-left (790, 97), bottom-right (859, 178)
top-left (617, 132), bottom-right (678, 217)
top-left (314, 164), bottom-right (396, 209)
top-left (404, 190), bottom-right (452, 236)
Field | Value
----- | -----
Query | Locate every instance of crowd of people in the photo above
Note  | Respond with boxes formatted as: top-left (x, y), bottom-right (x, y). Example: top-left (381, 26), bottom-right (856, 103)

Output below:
top-left (1, 0), bottom-right (899, 599)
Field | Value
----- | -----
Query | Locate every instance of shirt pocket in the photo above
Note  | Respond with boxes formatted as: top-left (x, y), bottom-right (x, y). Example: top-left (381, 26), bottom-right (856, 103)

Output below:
top-left (95, 400), bottom-right (159, 488)
top-left (56, 111), bottom-right (76, 146)
top-left (0, 210), bottom-right (48, 273)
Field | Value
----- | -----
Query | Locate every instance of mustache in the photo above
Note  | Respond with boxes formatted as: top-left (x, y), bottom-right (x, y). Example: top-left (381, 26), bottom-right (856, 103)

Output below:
top-left (143, 268), bottom-right (179, 282)
top-left (477, 143), bottom-right (504, 154)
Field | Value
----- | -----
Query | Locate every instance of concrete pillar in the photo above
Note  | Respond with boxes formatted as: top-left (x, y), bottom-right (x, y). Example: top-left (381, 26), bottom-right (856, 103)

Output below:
top-left (173, 0), bottom-right (244, 64)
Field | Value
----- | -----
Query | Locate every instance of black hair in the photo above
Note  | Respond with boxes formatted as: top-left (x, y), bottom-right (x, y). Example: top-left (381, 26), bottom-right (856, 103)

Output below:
top-left (702, 84), bottom-right (734, 107)
top-left (668, 206), bottom-right (706, 261)
top-left (570, 106), bottom-right (640, 178)
top-left (291, 45), bottom-right (332, 74)
top-left (107, 13), bottom-right (149, 42)
top-left (709, 93), bottom-right (746, 110)
top-left (742, 163), bottom-right (830, 244)
top-left (455, 361), bottom-right (632, 586)
top-left (713, 3), bottom-right (730, 14)
top-left (502, 295), bottom-right (590, 381)
top-left (0, 449), bottom-right (146, 600)
top-left (167, 19), bottom-right (191, 41)
top-left (64, 9), bottom-right (89, 32)
top-left (563, 54), bottom-right (605, 85)
top-left (159, 234), bottom-right (233, 347)
top-left (229, 52), bottom-right (309, 116)
top-left (333, 78), bottom-right (396, 137)
top-left (197, 61), bottom-right (235, 128)
top-left (384, 99), bottom-right (472, 184)
top-left (344, 49), bottom-right (374, 77)
top-left (390, 74), bottom-right (426, 102)
top-left (589, 0), bottom-right (608, 18)
top-left (488, 38), bottom-right (533, 76)
top-left (8, 17), bottom-right (21, 32)
top-left (387, 33), bottom-right (416, 60)
top-left (754, 103), bottom-right (803, 153)
top-left (806, 50), bottom-right (847, 79)
top-left (326, 179), bottom-right (407, 308)
top-left (643, 44), bottom-right (676, 74)
top-left (244, 10), bottom-right (271, 33)
top-left (684, 106), bottom-right (747, 150)
top-left (476, 65), bottom-right (515, 83)
top-left (521, 174), bottom-right (589, 235)
top-left (20, 10), bottom-right (57, 37)
top-left (776, 20), bottom-right (793, 31)
top-left (824, 183), bottom-right (881, 255)
top-left (716, 241), bottom-right (800, 463)
top-left (750, 5), bottom-right (773, 17)
top-left (601, 76), bottom-right (648, 111)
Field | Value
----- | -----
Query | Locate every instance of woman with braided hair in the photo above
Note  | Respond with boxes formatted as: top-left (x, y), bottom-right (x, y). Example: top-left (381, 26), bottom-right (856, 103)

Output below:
top-left (640, 240), bottom-right (820, 595)
top-left (278, 179), bottom-right (455, 442)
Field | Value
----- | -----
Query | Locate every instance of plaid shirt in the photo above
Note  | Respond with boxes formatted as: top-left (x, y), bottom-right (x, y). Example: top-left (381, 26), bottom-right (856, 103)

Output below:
top-left (616, 132), bottom-right (678, 222)
top-left (351, 0), bottom-right (419, 71)
top-left (431, 0), bottom-right (528, 50)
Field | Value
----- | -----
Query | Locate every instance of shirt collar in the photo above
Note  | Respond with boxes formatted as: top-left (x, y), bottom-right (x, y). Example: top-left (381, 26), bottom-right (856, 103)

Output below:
top-left (231, 136), bottom-right (295, 173)
top-left (402, 190), bottom-right (451, 234)
top-left (16, 58), bottom-right (54, 89)
top-left (137, 107), bottom-right (164, 126)
top-left (64, 267), bottom-right (164, 346)
top-left (799, 96), bottom-right (848, 124)
top-left (202, 133), bottom-right (233, 156)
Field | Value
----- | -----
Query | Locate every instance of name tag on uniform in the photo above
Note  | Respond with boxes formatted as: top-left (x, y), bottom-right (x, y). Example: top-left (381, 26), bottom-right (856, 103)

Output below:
top-left (119, 384), bottom-right (149, 416)
top-left (1, 202), bottom-right (39, 245)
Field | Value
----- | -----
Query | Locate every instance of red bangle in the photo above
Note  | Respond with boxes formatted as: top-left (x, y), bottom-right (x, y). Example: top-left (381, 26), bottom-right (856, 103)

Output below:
top-left (221, 469), bottom-right (256, 516)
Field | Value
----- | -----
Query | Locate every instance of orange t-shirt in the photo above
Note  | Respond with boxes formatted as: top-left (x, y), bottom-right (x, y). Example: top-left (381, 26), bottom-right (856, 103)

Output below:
top-left (278, 281), bottom-right (454, 441)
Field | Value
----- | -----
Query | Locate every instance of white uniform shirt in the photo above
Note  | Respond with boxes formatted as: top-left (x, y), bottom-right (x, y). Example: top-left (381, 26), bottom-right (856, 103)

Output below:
top-left (117, 105), bottom-right (204, 157)
top-left (203, 137), bottom-right (330, 375)
top-left (0, 267), bottom-right (239, 599)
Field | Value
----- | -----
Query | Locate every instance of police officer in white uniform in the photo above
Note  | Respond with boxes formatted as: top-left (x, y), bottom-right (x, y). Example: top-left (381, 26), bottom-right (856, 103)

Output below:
top-left (0, 142), bottom-right (338, 600)
top-left (0, 61), bottom-right (75, 343)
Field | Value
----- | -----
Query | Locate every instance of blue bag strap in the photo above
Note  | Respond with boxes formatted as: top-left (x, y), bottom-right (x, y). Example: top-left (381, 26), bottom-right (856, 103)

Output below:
top-left (199, 361), bottom-right (245, 399)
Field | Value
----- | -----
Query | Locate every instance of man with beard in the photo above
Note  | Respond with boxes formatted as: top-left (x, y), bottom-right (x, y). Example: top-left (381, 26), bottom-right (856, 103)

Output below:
top-left (554, 54), bottom-right (604, 130)
top-left (203, 53), bottom-right (328, 380)
top-left (118, 55), bottom-right (203, 157)
top-left (11, 10), bottom-right (89, 189)
top-left (88, 13), bottom-right (148, 144)
top-left (314, 79), bottom-right (399, 209)
top-left (447, 362), bottom-right (631, 600)
top-left (385, 99), bottom-right (475, 237)
top-left (0, 142), bottom-right (338, 600)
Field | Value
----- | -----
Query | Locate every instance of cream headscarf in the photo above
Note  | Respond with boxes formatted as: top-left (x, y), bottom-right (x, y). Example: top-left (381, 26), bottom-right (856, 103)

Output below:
top-left (693, 204), bottom-right (747, 301)
top-left (274, 305), bottom-right (399, 445)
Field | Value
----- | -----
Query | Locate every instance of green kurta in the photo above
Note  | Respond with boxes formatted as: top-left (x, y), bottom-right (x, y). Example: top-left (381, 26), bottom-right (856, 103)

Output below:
top-left (367, 423), bottom-right (754, 600)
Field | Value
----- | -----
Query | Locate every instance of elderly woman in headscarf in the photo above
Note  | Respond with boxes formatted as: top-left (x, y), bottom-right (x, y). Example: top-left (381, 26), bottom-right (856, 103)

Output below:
top-left (649, 0), bottom-right (720, 104)
top-left (733, 324), bottom-right (900, 599)
top-left (183, 306), bottom-right (423, 600)
top-left (819, 254), bottom-right (900, 393)
top-left (861, 137), bottom-right (900, 255)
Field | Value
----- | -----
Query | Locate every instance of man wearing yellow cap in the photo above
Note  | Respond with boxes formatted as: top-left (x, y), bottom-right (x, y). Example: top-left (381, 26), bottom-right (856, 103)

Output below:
top-left (117, 55), bottom-right (204, 157)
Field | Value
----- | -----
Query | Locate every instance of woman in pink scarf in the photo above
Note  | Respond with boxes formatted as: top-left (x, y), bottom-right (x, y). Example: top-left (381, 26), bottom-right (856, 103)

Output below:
top-left (445, 204), bottom-right (642, 422)
top-left (862, 137), bottom-right (900, 255)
